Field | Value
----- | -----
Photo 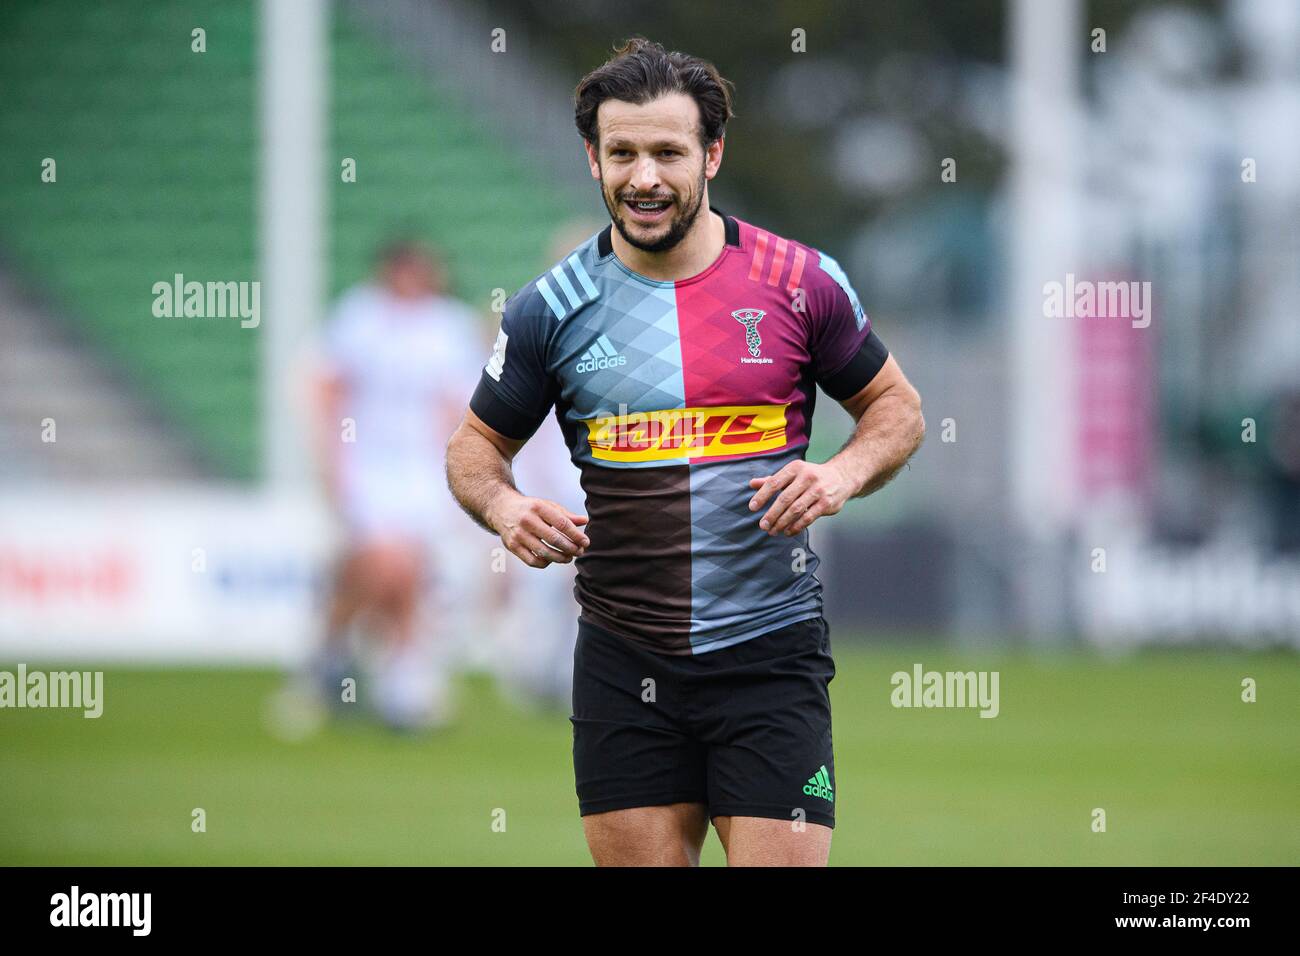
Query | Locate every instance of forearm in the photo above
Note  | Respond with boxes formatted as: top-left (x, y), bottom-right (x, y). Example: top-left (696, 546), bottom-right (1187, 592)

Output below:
top-left (828, 389), bottom-right (925, 499)
top-left (445, 424), bottom-right (524, 534)
top-left (313, 395), bottom-right (346, 503)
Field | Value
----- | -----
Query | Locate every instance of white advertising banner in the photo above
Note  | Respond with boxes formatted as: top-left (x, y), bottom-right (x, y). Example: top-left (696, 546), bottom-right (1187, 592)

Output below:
top-left (0, 489), bottom-right (336, 664)
top-left (1076, 533), bottom-right (1300, 650)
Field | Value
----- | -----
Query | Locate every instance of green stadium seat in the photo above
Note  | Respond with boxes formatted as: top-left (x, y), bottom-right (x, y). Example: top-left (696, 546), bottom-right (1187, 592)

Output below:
top-left (0, 0), bottom-right (572, 479)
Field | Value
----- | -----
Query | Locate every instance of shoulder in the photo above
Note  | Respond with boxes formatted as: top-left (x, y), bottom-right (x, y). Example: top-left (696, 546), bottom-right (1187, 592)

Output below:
top-left (808, 247), bottom-right (866, 329)
top-left (732, 217), bottom-right (865, 328)
top-left (506, 229), bottom-right (605, 327)
top-left (488, 230), bottom-right (601, 365)
top-left (428, 294), bottom-right (481, 331)
top-left (322, 284), bottom-right (384, 348)
top-left (329, 284), bottom-right (383, 322)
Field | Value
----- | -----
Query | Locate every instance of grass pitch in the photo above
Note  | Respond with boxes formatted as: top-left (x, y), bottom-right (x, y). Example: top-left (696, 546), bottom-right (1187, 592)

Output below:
top-left (1, 644), bottom-right (1296, 865)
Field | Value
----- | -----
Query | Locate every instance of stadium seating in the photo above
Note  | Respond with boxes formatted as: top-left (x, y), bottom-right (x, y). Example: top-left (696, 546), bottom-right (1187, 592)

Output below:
top-left (0, 0), bottom-right (567, 478)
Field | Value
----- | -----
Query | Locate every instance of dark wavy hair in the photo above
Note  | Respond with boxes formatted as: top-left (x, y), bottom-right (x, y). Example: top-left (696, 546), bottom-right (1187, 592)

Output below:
top-left (574, 37), bottom-right (735, 151)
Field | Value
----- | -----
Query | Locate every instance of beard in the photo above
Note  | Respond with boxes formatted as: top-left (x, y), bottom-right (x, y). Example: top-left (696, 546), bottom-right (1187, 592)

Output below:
top-left (600, 162), bottom-right (708, 254)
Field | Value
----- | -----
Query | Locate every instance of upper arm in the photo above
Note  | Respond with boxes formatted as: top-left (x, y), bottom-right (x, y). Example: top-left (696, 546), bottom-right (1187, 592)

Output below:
top-left (802, 249), bottom-right (921, 424)
top-left (808, 250), bottom-right (891, 408)
top-left (458, 406), bottom-right (527, 461)
top-left (467, 289), bottom-right (559, 443)
top-left (314, 310), bottom-right (354, 416)
top-left (836, 353), bottom-right (920, 422)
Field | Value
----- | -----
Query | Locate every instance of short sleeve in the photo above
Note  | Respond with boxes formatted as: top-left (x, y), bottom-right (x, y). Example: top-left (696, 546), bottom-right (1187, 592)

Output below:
top-left (809, 252), bottom-right (889, 401)
top-left (469, 289), bottom-right (558, 441)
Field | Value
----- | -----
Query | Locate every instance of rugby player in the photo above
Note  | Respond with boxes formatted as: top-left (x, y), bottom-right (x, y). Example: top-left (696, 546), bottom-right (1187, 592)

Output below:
top-left (311, 239), bottom-right (483, 730)
top-left (446, 38), bottom-right (924, 865)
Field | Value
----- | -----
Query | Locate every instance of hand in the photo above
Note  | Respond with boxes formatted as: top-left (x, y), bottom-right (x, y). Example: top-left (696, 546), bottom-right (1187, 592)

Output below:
top-left (489, 494), bottom-right (590, 569)
top-left (747, 460), bottom-right (853, 537)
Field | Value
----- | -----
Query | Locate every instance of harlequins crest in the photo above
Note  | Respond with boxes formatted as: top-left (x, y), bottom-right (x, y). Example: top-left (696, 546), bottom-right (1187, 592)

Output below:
top-left (732, 308), bottom-right (765, 357)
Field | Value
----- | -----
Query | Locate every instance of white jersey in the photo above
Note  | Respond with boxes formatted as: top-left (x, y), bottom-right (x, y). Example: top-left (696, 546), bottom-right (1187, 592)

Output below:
top-left (322, 285), bottom-right (483, 537)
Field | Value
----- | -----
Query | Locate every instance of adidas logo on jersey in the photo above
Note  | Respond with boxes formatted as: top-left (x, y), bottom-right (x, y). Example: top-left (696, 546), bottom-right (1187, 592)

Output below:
top-left (802, 765), bottom-right (834, 803)
top-left (576, 334), bottom-right (626, 373)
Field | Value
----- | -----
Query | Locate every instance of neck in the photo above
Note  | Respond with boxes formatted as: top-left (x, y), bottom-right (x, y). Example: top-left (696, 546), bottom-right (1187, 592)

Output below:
top-left (611, 204), bottom-right (726, 282)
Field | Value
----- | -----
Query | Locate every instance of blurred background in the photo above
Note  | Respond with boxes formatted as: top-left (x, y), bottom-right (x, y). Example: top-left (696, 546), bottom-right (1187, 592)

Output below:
top-left (0, 0), bottom-right (1296, 865)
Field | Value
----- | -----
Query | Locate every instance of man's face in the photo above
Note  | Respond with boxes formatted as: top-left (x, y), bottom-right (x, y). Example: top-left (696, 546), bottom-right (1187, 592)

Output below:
top-left (382, 254), bottom-right (439, 299)
top-left (585, 93), bottom-right (723, 254)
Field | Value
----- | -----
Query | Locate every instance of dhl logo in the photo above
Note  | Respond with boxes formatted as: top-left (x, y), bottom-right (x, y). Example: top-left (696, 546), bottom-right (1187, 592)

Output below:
top-left (581, 404), bottom-right (789, 462)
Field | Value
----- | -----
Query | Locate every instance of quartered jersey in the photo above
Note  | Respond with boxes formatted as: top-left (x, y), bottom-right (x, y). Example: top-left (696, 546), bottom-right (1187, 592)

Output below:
top-left (469, 207), bottom-right (889, 656)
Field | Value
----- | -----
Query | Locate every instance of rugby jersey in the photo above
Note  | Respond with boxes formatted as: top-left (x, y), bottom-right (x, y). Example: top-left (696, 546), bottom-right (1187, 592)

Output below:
top-left (469, 208), bottom-right (888, 655)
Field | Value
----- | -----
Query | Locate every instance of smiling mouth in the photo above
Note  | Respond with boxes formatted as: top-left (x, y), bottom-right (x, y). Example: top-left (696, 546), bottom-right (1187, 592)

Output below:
top-left (623, 198), bottom-right (673, 222)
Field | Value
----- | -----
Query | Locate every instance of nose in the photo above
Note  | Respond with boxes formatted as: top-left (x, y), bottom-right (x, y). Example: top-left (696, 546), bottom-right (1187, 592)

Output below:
top-left (629, 155), bottom-right (661, 195)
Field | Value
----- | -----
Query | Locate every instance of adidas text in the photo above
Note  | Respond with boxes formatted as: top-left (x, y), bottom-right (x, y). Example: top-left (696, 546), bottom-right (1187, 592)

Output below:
top-left (576, 354), bottom-right (627, 373)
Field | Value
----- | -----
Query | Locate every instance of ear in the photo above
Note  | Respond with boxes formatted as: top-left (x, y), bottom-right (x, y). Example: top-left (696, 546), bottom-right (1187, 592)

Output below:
top-left (704, 136), bottom-right (724, 181)
top-left (584, 140), bottom-right (601, 180)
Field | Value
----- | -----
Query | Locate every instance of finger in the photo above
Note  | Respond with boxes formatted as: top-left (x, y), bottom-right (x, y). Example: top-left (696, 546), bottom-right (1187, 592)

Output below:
top-left (524, 511), bottom-right (583, 558)
top-left (748, 476), bottom-right (770, 490)
top-left (761, 475), bottom-right (813, 533)
top-left (538, 502), bottom-right (591, 551)
top-left (748, 464), bottom-right (797, 511)
top-left (568, 513), bottom-right (589, 526)
top-left (785, 496), bottom-right (830, 536)
top-left (539, 526), bottom-right (583, 558)
top-left (519, 512), bottom-right (578, 556)
top-left (507, 540), bottom-right (550, 569)
top-left (512, 531), bottom-right (555, 566)
top-left (513, 529), bottom-right (566, 566)
top-left (540, 538), bottom-right (577, 562)
top-left (770, 485), bottom-right (825, 535)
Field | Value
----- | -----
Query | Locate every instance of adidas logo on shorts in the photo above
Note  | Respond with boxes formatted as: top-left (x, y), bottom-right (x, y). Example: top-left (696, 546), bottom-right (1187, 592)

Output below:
top-left (802, 765), bottom-right (834, 803)
top-left (576, 335), bottom-right (626, 373)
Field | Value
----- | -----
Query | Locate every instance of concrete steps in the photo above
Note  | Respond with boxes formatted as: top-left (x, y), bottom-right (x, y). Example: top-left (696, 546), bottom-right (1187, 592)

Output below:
top-left (0, 268), bottom-right (210, 482)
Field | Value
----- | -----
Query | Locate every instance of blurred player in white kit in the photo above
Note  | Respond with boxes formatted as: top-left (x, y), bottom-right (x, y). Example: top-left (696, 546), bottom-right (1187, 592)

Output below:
top-left (307, 238), bottom-right (486, 730)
